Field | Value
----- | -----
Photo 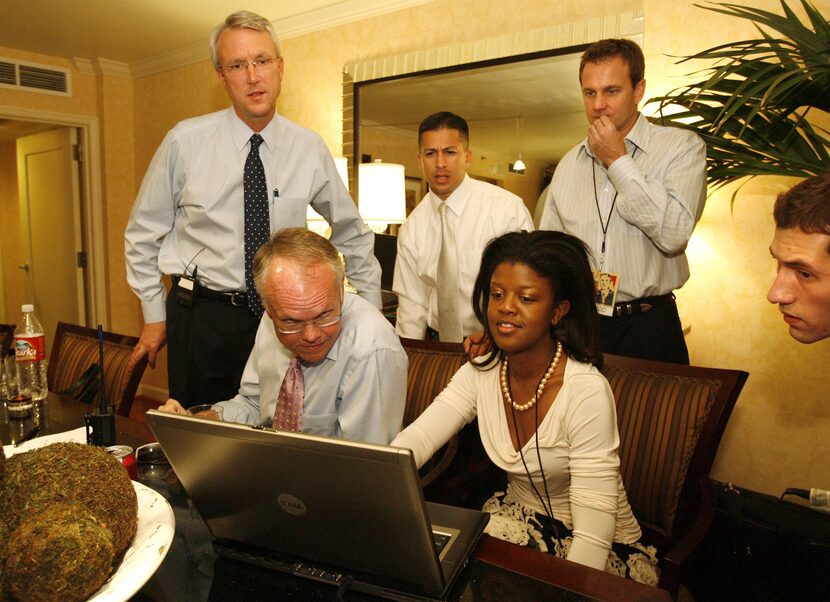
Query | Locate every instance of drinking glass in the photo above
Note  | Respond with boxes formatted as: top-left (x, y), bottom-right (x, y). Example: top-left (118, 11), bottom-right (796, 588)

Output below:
top-left (186, 404), bottom-right (224, 421)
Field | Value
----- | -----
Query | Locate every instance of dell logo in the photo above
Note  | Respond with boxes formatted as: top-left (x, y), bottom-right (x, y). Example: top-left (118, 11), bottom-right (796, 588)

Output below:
top-left (277, 493), bottom-right (307, 516)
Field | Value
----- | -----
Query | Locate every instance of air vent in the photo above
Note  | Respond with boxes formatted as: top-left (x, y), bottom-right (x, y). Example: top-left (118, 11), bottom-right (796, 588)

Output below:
top-left (0, 61), bottom-right (15, 85)
top-left (0, 57), bottom-right (70, 96)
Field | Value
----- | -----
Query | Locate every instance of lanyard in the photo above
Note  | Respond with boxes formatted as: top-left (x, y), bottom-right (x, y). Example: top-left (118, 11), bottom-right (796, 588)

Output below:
top-left (590, 146), bottom-right (637, 271)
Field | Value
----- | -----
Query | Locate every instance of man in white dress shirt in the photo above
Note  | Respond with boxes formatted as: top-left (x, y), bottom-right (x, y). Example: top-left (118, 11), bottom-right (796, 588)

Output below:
top-left (124, 11), bottom-right (380, 407)
top-left (540, 39), bottom-right (707, 364)
top-left (768, 172), bottom-right (830, 344)
top-left (393, 112), bottom-right (534, 355)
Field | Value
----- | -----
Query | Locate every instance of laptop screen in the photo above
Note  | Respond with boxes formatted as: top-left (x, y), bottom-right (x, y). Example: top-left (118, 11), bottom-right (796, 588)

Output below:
top-left (146, 411), bottom-right (466, 597)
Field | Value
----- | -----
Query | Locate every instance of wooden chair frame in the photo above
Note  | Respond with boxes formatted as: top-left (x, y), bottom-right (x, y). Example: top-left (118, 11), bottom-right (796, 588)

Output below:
top-left (0, 323), bottom-right (15, 357)
top-left (47, 322), bottom-right (148, 417)
top-left (601, 353), bottom-right (748, 598)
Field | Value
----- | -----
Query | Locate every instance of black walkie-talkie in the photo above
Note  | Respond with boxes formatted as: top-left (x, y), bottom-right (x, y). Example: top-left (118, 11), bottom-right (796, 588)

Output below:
top-left (84, 325), bottom-right (115, 446)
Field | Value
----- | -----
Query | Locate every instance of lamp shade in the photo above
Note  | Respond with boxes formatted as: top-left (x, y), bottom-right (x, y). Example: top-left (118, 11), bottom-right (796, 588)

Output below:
top-left (358, 161), bottom-right (406, 232)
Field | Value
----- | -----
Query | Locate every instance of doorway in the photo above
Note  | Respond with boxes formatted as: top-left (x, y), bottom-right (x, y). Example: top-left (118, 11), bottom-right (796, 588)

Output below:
top-left (13, 127), bottom-right (87, 340)
top-left (0, 106), bottom-right (107, 341)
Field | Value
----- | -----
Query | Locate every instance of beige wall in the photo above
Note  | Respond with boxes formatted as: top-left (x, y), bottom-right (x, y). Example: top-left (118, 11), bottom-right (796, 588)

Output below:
top-left (644, 0), bottom-right (830, 495)
top-left (98, 73), bottom-right (137, 336)
top-left (0, 0), bottom-right (827, 496)
top-left (0, 140), bottom-right (24, 321)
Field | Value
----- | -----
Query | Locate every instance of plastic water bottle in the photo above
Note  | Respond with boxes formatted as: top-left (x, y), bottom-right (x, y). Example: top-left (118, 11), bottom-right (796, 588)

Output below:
top-left (14, 304), bottom-right (48, 403)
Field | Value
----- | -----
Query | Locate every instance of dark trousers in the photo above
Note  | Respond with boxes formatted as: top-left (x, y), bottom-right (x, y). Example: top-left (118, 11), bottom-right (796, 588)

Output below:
top-left (599, 294), bottom-right (690, 365)
top-left (166, 292), bottom-right (260, 408)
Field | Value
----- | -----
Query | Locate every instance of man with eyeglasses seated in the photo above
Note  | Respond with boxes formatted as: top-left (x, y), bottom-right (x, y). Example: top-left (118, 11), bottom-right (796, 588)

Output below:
top-left (125, 10), bottom-right (381, 410)
top-left (159, 229), bottom-right (407, 444)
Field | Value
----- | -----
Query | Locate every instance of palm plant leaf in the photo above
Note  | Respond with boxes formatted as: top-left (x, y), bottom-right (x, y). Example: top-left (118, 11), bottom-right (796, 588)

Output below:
top-left (647, 0), bottom-right (830, 188)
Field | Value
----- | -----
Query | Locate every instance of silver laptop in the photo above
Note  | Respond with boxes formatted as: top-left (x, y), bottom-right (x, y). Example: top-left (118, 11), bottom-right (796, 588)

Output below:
top-left (146, 410), bottom-right (489, 601)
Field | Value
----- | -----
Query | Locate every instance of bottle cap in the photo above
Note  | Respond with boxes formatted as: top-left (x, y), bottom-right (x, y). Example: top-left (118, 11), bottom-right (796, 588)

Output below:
top-left (22, 304), bottom-right (34, 312)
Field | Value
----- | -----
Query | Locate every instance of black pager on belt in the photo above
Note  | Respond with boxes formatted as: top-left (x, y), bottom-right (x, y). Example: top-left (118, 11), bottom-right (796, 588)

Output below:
top-left (176, 273), bottom-right (197, 308)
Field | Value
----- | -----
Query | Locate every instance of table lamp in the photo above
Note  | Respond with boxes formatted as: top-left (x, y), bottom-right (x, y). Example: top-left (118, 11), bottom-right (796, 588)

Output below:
top-left (358, 160), bottom-right (406, 234)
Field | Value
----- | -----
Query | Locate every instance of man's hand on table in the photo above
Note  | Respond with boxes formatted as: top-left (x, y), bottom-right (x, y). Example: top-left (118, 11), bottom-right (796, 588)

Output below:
top-left (158, 399), bottom-right (188, 415)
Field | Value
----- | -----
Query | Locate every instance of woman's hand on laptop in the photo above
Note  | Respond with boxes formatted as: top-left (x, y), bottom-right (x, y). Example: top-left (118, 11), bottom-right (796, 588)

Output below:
top-left (158, 399), bottom-right (188, 415)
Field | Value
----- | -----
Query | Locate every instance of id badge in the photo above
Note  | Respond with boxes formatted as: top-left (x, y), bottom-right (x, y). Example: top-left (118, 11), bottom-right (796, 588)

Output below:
top-left (594, 270), bottom-right (619, 317)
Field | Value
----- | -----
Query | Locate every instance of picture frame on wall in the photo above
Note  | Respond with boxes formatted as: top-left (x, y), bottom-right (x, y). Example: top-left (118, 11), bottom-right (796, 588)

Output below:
top-left (404, 176), bottom-right (424, 216)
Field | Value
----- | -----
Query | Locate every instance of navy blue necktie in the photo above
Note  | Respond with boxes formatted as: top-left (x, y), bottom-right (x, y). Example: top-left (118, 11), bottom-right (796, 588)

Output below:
top-left (243, 134), bottom-right (269, 318)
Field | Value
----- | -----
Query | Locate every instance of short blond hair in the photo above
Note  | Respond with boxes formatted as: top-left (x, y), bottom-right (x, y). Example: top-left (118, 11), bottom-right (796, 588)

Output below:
top-left (210, 10), bottom-right (281, 69)
top-left (253, 228), bottom-right (345, 311)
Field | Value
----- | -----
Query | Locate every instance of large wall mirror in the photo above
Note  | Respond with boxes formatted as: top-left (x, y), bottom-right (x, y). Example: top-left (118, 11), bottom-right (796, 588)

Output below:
top-left (352, 46), bottom-right (589, 220)
top-left (344, 12), bottom-right (643, 222)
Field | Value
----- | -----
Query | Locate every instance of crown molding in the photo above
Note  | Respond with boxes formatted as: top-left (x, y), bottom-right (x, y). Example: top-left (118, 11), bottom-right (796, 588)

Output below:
top-left (73, 58), bottom-right (95, 75)
top-left (131, 0), bottom-right (430, 79)
top-left (277, 0), bottom-right (428, 40)
top-left (131, 43), bottom-right (208, 79)
top-left (73, 57), bottom-right (131, 78)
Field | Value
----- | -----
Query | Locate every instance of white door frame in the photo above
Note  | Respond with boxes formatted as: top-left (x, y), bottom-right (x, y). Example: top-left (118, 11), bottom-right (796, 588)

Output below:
top-left (0, 105), bottom-right (108, 328)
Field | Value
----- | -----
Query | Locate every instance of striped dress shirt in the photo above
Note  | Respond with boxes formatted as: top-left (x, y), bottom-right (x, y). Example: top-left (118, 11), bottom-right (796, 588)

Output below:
top-left (540, 114), bottom-right (707, 302)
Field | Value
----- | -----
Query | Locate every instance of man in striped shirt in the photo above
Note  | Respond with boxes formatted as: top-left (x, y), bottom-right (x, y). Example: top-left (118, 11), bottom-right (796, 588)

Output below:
top-left (540, 39), bottom-right (706, 364)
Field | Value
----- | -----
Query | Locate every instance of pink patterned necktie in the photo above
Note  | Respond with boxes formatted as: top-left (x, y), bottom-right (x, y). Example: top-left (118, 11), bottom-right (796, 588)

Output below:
top-left (272, 357), bottom-right (304, 432)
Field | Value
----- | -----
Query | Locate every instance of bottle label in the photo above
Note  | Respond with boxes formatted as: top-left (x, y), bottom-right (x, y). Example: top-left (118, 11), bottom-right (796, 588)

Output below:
top-left (15, 334), bottom-right (46, 362)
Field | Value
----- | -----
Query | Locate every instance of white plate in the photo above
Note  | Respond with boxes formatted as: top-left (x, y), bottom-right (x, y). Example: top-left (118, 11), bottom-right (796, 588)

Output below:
top-left (87, 480), bottom-right (175, 601)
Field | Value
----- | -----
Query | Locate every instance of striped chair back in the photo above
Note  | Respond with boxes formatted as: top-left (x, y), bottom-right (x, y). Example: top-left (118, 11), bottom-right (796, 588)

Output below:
top-left (601, 353), bottom-right (748, 596)
top-left (401, 338), bottom-right (467, 427)
top-left (606, 366), bottom-right (720, 536)
top-left (399, 338), bottom-right (467, 489)
top-left (47, 322), bottom-right (148, 417)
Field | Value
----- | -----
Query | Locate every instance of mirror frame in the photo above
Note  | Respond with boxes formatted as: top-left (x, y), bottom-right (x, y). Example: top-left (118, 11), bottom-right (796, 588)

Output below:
top-left (342, 12), bottom-right (644, 200)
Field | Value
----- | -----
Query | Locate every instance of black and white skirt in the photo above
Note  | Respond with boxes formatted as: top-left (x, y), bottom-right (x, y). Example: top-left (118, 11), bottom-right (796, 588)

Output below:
top-left (482, 486), bottom-right (660, 586)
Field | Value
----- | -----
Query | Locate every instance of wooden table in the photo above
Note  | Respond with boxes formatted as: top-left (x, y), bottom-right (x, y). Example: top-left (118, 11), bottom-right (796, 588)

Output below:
top-left (2, 396), bottom-right (670, 602)
top-left (1, 393), bottom-right (152, 447)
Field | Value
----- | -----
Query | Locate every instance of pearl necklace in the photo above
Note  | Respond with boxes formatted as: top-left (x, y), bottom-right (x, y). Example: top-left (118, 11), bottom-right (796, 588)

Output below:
top-left (500, 341), bottom-right (563, 412)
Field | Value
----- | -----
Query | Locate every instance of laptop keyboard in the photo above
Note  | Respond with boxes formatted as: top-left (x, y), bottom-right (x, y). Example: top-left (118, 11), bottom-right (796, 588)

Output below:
top-left (432, 530), bottom-right (452, 556)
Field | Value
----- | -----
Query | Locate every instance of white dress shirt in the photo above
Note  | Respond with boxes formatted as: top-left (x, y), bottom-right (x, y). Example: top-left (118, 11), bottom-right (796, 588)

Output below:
top-left (393, 175), bottom-right (534, 339)
top-left (125, 109), bottom-right (381, 323)
top-left (540, 114), bottom-right (707, 301)
top-left (219, 293), bottom-right (408, 445)
top-left (391, 358), bottom-right (642, 570)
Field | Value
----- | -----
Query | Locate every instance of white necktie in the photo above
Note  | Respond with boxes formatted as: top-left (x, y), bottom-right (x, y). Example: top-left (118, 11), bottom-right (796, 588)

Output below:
top-left (436, 202), bottom-right (463, 342)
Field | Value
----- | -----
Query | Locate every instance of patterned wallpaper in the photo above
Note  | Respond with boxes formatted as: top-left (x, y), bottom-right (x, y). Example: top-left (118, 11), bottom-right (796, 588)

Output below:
top-left (0, 0), bottom-right (826, 496)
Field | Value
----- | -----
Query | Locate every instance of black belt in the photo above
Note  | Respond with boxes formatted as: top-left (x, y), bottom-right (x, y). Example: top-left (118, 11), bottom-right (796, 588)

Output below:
top-left (172, 276), bottom-right (248, 307)
top-left (611, 293), bottom-right (674, 318)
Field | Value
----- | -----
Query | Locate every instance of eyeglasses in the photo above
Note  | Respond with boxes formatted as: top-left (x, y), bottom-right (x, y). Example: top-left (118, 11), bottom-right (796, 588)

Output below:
top-left (274, 314), bottom-right (341, 335)
top-left (221, 56), bottom-right (278, 78)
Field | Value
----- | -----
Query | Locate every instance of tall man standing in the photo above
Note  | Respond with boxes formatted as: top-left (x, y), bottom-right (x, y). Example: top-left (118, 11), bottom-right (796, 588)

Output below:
top-left (394, 112), bottom-right (533, 356)
top-left (125, 11), bottom-right (380, 407)
top-left (768, 172), bottom-right (830, 344)
top-left (540, 39), bottom-right (707, 364)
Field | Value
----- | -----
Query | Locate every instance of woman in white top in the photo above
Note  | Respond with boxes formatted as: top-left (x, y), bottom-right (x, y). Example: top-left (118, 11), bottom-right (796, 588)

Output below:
top-left (392, 230), bottom-right (658, 584)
